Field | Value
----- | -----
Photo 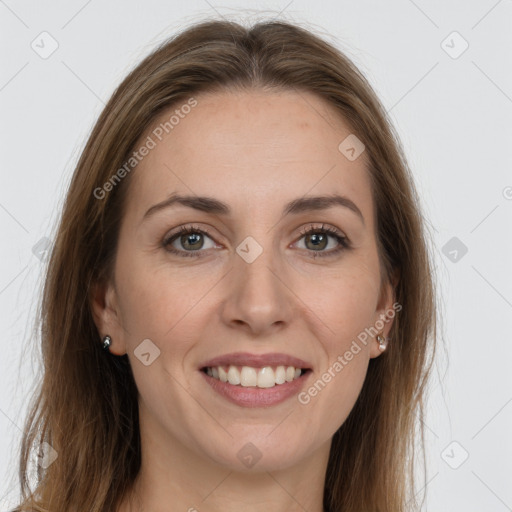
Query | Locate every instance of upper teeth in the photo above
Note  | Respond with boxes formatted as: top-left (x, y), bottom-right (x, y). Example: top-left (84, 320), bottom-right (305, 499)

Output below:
top-left (206, 365), bottom-right (302, 388)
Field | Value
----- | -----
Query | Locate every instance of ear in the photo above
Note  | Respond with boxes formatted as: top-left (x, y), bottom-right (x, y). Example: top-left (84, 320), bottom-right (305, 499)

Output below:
top-left (89, 278), bottom-right (127, 356)
top-left (369, 268), bottom-right (400, 359)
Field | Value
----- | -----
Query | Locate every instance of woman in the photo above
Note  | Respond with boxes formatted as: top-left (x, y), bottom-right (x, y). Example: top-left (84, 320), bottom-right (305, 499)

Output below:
top-left (14, 18), bottom-right (437, 512)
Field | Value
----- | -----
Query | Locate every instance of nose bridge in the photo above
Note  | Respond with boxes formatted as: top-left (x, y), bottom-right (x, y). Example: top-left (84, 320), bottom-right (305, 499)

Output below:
top-left (237, 236), bottom-right (278, 291)
top-left (222, 231), bottom-right (294, 333)
top-left (236, 233), bottom-right (282, 302)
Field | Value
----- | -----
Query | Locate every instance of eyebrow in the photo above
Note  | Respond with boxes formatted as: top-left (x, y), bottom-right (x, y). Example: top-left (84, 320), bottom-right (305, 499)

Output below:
top-left (142, 193), bottom-right (365, 224)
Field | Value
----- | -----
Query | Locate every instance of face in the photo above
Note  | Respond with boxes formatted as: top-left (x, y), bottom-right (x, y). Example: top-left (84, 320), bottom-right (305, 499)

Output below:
top-left (92, 89), bottom-right (395, 472)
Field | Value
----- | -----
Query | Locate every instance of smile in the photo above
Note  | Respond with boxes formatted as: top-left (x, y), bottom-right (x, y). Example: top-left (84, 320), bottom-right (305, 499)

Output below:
top-left (201, 365), bottom-right (307, 388)
top-left (200, 366), bottom-right (312, 408)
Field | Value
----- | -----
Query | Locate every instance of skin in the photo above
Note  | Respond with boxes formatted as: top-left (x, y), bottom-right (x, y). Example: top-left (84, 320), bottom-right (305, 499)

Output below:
top-left (91, 89), bottom-right (395, 512)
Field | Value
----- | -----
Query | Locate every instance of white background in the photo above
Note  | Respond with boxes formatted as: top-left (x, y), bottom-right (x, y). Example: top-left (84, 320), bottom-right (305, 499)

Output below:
top-left (1, 1), bottom-right (511, 510)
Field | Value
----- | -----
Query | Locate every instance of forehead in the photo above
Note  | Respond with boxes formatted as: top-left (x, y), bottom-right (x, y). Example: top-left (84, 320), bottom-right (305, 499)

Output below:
top-left (126, 89), bottom-right (373, 222)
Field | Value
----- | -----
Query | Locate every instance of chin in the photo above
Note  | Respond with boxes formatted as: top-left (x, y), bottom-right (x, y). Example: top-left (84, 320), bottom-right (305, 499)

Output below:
top-left (201, 433), bottom-right (309, 473)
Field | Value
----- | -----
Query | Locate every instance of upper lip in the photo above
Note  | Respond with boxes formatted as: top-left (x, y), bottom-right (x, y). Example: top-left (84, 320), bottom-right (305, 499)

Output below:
top-left (200, 352), bottom-right (312, 370)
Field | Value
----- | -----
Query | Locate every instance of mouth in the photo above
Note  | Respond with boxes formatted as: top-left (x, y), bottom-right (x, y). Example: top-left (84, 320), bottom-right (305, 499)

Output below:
top-left (200, 365), bottom-right (312, 389)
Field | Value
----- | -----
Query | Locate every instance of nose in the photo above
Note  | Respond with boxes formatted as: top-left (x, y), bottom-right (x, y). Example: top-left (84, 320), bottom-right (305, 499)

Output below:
top-left (220, 243), bottom-right (295, 336)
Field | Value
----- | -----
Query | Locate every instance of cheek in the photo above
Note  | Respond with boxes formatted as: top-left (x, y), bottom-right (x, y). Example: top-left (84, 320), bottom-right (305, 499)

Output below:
top-left (297, 257), bottom-right (381, 339)
top-left (297, 337), bottom-right (370, 440)
top-left (114, 248), bottom-right (218, 338)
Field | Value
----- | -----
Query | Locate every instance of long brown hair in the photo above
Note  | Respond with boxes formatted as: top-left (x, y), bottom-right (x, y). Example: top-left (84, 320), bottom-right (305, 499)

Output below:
top-left (14, 18), bottom-right (437, 512)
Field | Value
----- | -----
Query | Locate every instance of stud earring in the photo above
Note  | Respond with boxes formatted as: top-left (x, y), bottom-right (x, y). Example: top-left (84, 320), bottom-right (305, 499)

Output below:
top-left (102, 335), bottom-right (112, 351)
top-left (376, 333), bottom-right (389, 351)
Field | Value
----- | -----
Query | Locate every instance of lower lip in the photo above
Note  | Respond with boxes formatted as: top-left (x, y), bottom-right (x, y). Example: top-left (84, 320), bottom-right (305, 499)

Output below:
top-left (200, 370), bottom-right (311, 408)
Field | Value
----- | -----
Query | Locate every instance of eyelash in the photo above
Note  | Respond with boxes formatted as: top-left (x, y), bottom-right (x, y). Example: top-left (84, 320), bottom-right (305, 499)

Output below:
top-left (163, 223), bottom-right (350, 259)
